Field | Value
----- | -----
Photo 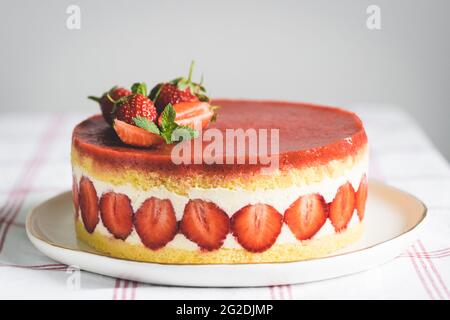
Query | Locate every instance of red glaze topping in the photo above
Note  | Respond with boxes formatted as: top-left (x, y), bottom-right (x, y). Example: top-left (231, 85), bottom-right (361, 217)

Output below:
top-left (72, 99), bottom-right (367, 174)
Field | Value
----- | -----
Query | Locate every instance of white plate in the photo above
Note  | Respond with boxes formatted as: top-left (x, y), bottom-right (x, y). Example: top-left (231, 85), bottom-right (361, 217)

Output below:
top-left (26, 180), bottom-right (426, 287)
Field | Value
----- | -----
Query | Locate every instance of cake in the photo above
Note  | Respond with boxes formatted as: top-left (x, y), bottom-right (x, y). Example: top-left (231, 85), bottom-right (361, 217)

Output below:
top-left (72, 98), bottom-right (368, 264)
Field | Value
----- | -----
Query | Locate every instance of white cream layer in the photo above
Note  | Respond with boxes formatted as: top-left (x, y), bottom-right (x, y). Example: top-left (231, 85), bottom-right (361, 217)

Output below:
top-left (73, 154), bottom-right (368, 250)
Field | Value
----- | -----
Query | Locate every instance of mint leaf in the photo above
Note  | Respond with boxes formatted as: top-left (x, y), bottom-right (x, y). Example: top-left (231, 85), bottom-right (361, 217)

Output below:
top-left (160, 104), bottom-right (177, 131)
top-left (173, 126), bottom-right (199, 141)
top-left (131, 82), bottom-right (147, 96)
top-left (133, 117), bottom-right (160, 135)
top-left (157, 104), bottom-right (200, 144)
top-left (159, 104), bottom-right (177, 143)
top-left (160, 130), bottom-right (173, 144)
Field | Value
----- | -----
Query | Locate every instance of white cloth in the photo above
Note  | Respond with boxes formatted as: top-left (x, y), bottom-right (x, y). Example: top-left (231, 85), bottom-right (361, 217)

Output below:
top-left (0, 107), bottom-right (449, 299)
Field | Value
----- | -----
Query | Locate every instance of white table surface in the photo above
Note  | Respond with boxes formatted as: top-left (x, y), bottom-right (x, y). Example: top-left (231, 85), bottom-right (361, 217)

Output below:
top-left (0, 107), bottom-right (449, 299)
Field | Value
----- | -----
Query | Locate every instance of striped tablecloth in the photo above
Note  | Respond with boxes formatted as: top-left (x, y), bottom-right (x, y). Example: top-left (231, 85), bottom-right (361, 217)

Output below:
top-left (0, 107), bottom-right (449, 300)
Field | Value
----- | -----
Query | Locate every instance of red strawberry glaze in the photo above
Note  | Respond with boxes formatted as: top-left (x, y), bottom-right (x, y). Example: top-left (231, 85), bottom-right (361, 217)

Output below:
top-left (72, 99), bottom-right (367, 176)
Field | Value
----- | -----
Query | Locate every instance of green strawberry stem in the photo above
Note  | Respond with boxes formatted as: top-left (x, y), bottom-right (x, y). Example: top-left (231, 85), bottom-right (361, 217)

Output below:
top-left (187, 60), bottom-right (195, 83)
top-left (88, 96), bottom-right (101, 103)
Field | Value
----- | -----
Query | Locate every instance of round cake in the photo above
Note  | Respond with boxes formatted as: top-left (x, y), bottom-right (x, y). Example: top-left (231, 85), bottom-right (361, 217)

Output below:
top-left (71, 99), bottom-right (368, 264)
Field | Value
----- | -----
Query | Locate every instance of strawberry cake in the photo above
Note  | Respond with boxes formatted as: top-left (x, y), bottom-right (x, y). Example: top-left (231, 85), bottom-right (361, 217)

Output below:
top-left (71, 65), bottom-right (368, 264)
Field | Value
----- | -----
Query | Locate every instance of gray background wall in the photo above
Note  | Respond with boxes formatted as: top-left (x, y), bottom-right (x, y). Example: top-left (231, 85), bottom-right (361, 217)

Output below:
top-left (0, 0), bottom-right (449, 160)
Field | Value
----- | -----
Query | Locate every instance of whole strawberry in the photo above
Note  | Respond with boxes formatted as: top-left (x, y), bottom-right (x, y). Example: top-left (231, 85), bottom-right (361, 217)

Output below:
top-left (149, 61), bottom-right (209, 114)
top-left (88, 87), bottom-right (131, 125)
top-left (114, 83), bottom-right (157, 125)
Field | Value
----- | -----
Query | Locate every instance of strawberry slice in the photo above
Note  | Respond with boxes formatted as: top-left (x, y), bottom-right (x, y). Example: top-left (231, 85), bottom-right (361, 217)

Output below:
top-left (79, 176), bottom-right (99, 233)
top-left (134, 197), bottom-right (178, 250)
top-left (231, 204), bottom-right (283, 253)
top-left (180, 199), bottom-right (229, 251)
top-left (99, 192), bottom-right (133, 240)
top-left (355, 175), bottom-right (368, 221)
top-left (158, 102), bottom-right (215, 130)
top-left (329, 182), bottom-right (356, 232)
top-left (72, 176), bottom-right (79, 218)
top-left (113, 119), bottom-right (164, 147)
top-left (284, 194), bottom-right (328, 240)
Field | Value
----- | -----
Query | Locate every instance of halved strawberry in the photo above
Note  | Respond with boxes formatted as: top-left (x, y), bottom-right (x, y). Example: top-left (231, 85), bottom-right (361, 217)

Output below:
top-left (355, 175), bottom-right (368, 221)
top-left (134, 197), bottom-right (178, 250)
top-left (284, 194), bottom-right (328, 240)
top-left (231, 204), bottom-right (283, 253)
top-left (180, 199), bottom-right (229, 251)
top-left (329, 182), bottom-right (356, 232)
top-left (79, 176), bottom-right (99, 233)
top-left (72, 175), bottom-right (79, 218)
top-left (158, 101), bottom-right (215, 130)
top-left (100, 192), bottom-right (133, 240)
top-left (113, 119), bottom-right (164, 147)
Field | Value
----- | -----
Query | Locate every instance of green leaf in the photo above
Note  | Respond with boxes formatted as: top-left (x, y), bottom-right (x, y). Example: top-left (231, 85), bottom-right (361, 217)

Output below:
top-left (156, 104), bottom-right (200, 144)
top-left (173, 126), bottom-right (199, 141)
top-left (177, 78), bottom-right (189, 91)
top-left (149, 83), bottom-right (163, 101)
top-left (160, 104), bottom-right (176, 131)
top-left (131, 82), bottom-right (147, 96)
top-left (157, 104), bottom-right (178, 144)
top-left (160, 130), bottom-right (173, 144)
top-left (133, 117), bottom-right (160, 135)
top-left (169, 77), bottom-right (183, 85)
top-left (197, 94), bottom-right (210, 102)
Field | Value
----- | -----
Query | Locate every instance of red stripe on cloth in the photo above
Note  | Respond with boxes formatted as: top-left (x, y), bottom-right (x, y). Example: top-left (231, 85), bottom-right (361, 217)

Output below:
top-left (0, 115), bottom-right (63, 219)
top-left (122, 280), bottom-right (129, 300)
top-left (113, 279), bottom-right (121, 300)
top-left (0, 128), bottom-right (48, 222)
top-left (419, 247), bottom-right (450, 255)
top-left (418, 240), bottom-right (450, 299)
top-left (0, 115), bottom-right (64, 253)
top-left (268, 286), bottom-right (275, 300)
top-left (286, 284), bottom-right (293, 299)
top-left (411, 244), bottom-right (443, 299)
top-left (277, 286), bottom-right (285, 300)
top-left (398, 250), bottom-right (450, 259)
top-left (131, 281), bottom-right (138, 300)
top-left (0, 151), bottom-right (43, 244)
top-left (407, 248), bottom-right (435, 300)
top-left (0, 265), bottom-right (68, 271)
top-left (0, 158), bottom-right (39, 219)
top-left (0, 263), bottom-right (67, 269)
